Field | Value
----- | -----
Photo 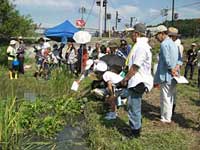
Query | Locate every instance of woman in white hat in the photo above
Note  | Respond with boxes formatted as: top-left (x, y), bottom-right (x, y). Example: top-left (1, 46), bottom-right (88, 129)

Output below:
top-left (7, 40), bottom-right (18, 79)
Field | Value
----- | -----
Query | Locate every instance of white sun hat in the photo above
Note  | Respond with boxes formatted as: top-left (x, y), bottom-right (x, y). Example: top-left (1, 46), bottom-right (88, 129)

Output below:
top-left (10, 40), bottom-right (17, 45)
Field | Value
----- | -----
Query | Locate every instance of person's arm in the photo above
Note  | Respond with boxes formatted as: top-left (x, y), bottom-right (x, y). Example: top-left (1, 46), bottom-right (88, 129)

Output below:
top-left (161, 44), bottom-right (172, 69)
top-left (121, 64), bottom-right (139, 86)
top-left (107, 81), bottom-right (114, 96)
top-left (7, 52), bottom-right (15, 58)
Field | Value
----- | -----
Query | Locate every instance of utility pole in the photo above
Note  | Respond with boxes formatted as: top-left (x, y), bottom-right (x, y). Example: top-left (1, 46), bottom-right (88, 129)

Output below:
top-left (115, 11), bottom-right (118, 30)
top-left (130, 17), bottom-right (133, 27)
top-left (172, 0), bottom-right (175, 26)
top-left (99, 0), bottom-right (103, 37)
top-left (79, 7), bottom-right (86, 20)
top-left (104, 0), bottom-right (107, 33)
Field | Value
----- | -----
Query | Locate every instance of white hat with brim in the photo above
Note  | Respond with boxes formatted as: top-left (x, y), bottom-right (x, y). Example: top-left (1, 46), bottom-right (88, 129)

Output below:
top-left (10, 40), bottom-right (16, 45)
top-left (191, 43), bottom-right (197, 46)
top-left (94, 61), bottom-right (108, 72)
top-left (153, 25), bottom-right (168, 36)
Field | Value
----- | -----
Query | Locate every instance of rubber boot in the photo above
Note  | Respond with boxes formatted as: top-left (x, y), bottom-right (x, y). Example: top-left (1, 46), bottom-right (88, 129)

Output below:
top-left (14, 72), bottom-right (18, 79)
top-left (9, 71), bottom-right (13, 80)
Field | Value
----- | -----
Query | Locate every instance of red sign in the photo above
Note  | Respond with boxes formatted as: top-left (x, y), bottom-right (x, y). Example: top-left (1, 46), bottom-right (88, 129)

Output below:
top-left (76, 19), bottom-right (86, 27)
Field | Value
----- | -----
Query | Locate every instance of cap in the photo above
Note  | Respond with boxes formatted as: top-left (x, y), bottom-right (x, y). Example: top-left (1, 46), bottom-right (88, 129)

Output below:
top-left (154, 25), bottom-right (167, 36)
top-left (133, 23), bottom-right (146, 34)
top-left (168, 27), bottom-right (179, 36)
top-left (10, 40), bottom-right (16, 45)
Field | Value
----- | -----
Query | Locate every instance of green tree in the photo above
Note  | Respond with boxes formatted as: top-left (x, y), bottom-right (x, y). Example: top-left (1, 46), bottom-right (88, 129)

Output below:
top-left (0, 0), bottom-right (36, 38)
top-left (163, 19), bottom-right (200, 37)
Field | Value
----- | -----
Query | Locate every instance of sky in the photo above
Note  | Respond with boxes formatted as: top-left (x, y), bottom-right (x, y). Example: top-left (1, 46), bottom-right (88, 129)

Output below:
top-left (13, 0), bottom-right (200, 31)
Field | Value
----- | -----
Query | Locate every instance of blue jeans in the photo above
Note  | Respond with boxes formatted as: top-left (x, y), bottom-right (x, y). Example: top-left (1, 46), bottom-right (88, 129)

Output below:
top-left (128, 89), bottom-right (142, 130)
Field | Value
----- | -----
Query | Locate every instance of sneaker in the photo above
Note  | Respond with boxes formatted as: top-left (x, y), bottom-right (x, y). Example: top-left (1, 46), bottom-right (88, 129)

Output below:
top-left (104, 112), bottom-right (117, 120)
top-left (130, 128), bottom-right (141, 138)
top-left (91, 88), bottom-right (105, 98)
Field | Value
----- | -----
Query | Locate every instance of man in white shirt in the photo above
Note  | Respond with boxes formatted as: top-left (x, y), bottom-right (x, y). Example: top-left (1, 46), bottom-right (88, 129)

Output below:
top-left (121, 23), bottom-right (153, 138)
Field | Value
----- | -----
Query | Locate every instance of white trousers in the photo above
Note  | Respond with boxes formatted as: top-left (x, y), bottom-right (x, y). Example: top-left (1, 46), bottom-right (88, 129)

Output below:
top-left (160, 83), bottom-right (176, 122)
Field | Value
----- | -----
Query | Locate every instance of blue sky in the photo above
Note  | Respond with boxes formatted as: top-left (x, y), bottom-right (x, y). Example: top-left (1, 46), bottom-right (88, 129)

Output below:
top-left (13, 0), bottom-right (200, 30)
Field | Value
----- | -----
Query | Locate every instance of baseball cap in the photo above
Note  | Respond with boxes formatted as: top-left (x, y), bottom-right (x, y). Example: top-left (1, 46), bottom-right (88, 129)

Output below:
top-left (133, 23), bottom-right (146, 34)
top-left (153, 25), bottom-right (168, 36)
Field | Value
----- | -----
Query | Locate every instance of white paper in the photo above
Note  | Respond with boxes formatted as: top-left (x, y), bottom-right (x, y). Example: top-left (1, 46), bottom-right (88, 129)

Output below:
top-left (173, 76), bottom-right (189, 84)
top-left (71, 81), bottom-right (79, 91)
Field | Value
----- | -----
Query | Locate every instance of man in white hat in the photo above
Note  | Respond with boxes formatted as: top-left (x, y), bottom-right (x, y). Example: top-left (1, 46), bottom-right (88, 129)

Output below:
top-left (184, 43), bottom-right (197, 80)
top-left (154, 25), bottom-right (182, 123)
top-left (7, 40), bottom-right (18, 79)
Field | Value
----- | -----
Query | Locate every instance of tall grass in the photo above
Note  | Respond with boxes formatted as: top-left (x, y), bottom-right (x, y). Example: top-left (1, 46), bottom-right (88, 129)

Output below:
top-left (0, 97), bottom-right (21, 150)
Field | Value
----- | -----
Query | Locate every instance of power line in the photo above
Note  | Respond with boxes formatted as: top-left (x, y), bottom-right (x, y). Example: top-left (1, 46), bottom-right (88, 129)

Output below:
top-left (85, 0), bottom-right (96, 24)
top-left (175, 1), bottom-right (200, 9)
top-left (166, 1), bottom-right (200, 10)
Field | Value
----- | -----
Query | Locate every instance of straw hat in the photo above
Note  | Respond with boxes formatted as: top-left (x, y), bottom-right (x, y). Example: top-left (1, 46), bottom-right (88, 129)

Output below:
top-left (168, 27), bottom-right (179, 36)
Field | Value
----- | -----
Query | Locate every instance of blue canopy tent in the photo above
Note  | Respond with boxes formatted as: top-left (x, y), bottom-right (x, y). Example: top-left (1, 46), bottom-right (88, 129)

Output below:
top-left (44, 20), bottom-right (79, 43)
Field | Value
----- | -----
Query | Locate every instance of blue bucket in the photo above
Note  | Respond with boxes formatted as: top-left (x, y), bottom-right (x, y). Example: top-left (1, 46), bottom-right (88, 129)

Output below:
top-left (12, 60), bottom-right (19, 66)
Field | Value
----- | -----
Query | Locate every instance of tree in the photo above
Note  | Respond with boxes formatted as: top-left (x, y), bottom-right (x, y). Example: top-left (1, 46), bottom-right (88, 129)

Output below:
top-left (0, 0), bottom-right (36, 38)
top-left (163, 19), bottom-right (200, 37)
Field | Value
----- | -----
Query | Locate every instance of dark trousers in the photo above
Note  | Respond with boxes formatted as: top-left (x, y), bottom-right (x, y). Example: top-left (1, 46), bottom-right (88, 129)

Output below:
top-left (184, 63), bottom-right (195, 79)
top-left (198, 68), bottom-right (200, 88)
top-left (18, 57), bottom-right (24, 74)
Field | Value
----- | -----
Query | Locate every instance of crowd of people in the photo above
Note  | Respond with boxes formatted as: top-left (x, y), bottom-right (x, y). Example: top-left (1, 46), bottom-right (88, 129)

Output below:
top-left (6, 23), bottom-right (200, 138)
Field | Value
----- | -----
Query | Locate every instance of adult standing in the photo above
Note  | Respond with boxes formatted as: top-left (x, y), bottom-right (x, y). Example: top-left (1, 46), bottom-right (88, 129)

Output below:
top-left (121, 23), bottom-right (153, 137)
top-left (67, 42), bottom-right (77, 74)
top-left (197, 48), bottom-right (200, 88)
top-left (168, 27), bottom-right (184, 60)
top-left (7, 40), bottom-right (17, 79)
top-left (116, 39), bottom-right (131, 59)
top-left (91, 43), bottom-right (101, 60)
top-left (16, 36), bottom-right (26, 74)
top-left (77, 45), bottom-right (83, 74)
top-left (168, 27), bottom-right (183, 115)
top-left (81, 44), bottom-right (88, 73)
top-left (154, 25), bottom-right (181, 123)
top-left (184, 43), bottom-right (197, 80)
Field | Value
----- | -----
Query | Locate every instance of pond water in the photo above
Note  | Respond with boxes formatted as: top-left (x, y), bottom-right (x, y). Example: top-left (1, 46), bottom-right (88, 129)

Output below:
top-left (24, 92), bottom-right (36, 101)
top-left (55, 124), bottom-right (88, 150)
